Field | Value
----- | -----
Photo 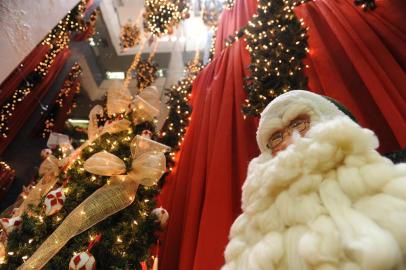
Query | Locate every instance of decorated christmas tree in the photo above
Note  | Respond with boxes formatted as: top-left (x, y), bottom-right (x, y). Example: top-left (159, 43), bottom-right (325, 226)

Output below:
top-left (0, 84), bottom-right (170, 269)
top-left (242, 0), bottom-right (309, 116)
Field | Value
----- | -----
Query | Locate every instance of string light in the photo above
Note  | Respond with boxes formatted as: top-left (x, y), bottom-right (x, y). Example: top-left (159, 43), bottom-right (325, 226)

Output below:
top-left (143, 0), bottom-right (189, 37)
top-left (242, 0), bottom-right (309, 116)
top-left (159, 56), bottom-right (203, 171)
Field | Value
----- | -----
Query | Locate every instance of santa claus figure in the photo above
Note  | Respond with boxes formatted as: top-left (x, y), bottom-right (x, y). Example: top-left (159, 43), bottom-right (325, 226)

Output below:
top-left (223, 90), bottom-right (406, 270)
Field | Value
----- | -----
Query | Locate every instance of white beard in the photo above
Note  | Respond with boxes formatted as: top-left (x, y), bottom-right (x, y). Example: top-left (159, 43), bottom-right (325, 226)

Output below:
top-left (223, 117), bottom-right (406, 270)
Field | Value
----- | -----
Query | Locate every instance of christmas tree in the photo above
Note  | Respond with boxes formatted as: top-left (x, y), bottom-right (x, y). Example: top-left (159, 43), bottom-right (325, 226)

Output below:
top-left (242, 0), bottom-right (309, 116)
top-left (0, 85), bottom-right (170, 269)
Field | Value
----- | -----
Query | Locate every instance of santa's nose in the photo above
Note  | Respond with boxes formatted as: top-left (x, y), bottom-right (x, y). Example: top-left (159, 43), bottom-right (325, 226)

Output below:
top-left (272, 133), bottom-right (293, 155)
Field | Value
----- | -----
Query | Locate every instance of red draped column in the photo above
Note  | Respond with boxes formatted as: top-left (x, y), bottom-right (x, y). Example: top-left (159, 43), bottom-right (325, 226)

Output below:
top-left (295, 0), bottom-right (406, 152)
top-left (159, 1), bottom-right (259, 269)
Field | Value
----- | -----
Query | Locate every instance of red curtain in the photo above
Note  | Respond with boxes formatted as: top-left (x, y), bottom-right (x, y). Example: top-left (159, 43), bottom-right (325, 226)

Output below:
top-left (0, 48), bottom-right (71, 154)
top-left (295, 0), bottom-right (406, 152)
top-left (159, 1), bottom-right (258, 269)
top-left (214, 0), bottom-right (258, 56)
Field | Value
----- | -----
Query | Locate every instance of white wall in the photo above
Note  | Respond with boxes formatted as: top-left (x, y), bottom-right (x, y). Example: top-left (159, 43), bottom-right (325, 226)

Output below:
top-left (0, 0), bottom-right (80, 83)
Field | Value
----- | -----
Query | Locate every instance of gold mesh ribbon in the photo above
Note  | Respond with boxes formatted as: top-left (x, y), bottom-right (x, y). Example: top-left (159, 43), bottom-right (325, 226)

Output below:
top-left (19, 145), bottom-right (168, 269)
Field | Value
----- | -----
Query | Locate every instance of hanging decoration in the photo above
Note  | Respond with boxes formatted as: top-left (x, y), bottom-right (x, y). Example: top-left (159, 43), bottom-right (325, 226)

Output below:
top-left (202, 0), bottom-right (223, 28)
top-left (242, 0), bottom-right (309, 116)
top-left (119, 21), bottom-right (141, 50)
top-left (160, 55), bottom-right (203, 171)
top-left (135, 60), bottom-right (158, 90)
top-left (134, 42), bottom-right (159, 90)
top-left (143, 0), bottom-right (189, 37)
top-left (0, 0), bottom-right (93, 138)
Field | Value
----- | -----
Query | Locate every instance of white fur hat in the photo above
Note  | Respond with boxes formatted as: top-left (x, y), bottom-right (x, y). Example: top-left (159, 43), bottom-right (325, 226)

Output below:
top-left (257, 90), bottom-right (349, 153)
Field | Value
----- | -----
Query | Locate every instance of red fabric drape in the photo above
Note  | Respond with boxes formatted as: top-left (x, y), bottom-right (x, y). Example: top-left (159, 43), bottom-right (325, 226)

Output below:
top-left (295, 0), bottom-right (406, 152)
top-left (214, 0), bottom-right (257, 56)
top-left (0, 45), bottom-right (49, 103)
top-left (159, 1), bottom-right (259, 269)
top-left (0, 48), bottom-right (71, 154)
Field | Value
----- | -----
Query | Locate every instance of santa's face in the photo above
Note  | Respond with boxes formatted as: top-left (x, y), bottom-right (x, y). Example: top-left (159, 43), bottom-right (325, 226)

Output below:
top-left (266, 114), bottom-right (310, 156)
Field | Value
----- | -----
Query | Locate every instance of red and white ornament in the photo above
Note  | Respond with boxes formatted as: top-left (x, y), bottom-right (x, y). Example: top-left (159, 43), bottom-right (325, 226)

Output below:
top-left (69, 251), bottom-right (96, 270)
top-left (141, 130), bottom-right (152, 139)
top-left (152, 207), bottom-right (169, 228)
top-left (0, 216), bottom-right (22, 234)
top-left (138, 130), bottom-right (153, 149)
top-left (43, 187), bottom-right (66, 216)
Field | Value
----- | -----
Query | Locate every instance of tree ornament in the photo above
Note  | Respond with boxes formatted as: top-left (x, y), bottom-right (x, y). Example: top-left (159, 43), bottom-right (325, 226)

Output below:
top-left (40, 148), bottom-right (53, 160)
top-left (69, 234), bottom-right (101, 270)
top-left (141, 130), bottom-right (152, 139)
top-left (43, 187), bottom-right (66, 216)
top-left (135, 60), bottom-right (158, 90)
top-left (151, 207), bottom-right (169, 228)
top-left (120, 21), bottom-right (141, 50)
top-left (139, 130), bottom-right (153, 149)
top-left (0, 216), bottom-right (22, 234)
top-left (69, 251), bottom-right (96, 270)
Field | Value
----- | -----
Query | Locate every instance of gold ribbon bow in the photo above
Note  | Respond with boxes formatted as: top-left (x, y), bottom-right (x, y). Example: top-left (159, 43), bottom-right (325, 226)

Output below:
top-left (19, 136), bottom-right (170, 269)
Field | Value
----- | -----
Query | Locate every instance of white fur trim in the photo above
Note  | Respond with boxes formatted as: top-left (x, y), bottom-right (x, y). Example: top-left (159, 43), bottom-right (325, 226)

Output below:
top-left (223, 117), bottom-right (406, 270)
top-left (257, 90), bottom-right (347, 154)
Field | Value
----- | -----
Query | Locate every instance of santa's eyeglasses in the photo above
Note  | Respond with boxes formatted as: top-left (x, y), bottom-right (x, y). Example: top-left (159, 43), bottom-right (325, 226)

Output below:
top-left (266, 118), bottom-right (310, 149)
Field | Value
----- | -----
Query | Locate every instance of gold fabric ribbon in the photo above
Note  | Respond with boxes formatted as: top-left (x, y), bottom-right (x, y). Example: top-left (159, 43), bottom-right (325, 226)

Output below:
top-left (19, 136), bottom-right (169, 269)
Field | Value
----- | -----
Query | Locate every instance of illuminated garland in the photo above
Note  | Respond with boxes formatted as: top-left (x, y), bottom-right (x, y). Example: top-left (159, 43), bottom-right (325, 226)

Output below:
top-left (0, 161), bottom-right (12, 172)
top-left (143, 0), bottom-right (189, 37)
top-left (119, 22), bottom-right (141, 50)
top-left (135, 59), bottom-right (158, 90)
top-left (242, 0), bottom-right (309, 116)
top-left (208, 26), bottom-right (217, 62)
top-left (159, 59), bottom-right (203, 171)
top-left (41, 63), bottom-right (82, 138)
top-left (0, 0), bottom-right (90, 138)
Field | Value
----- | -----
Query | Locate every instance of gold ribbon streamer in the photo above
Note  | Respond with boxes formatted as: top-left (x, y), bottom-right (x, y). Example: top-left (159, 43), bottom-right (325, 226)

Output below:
top-left (18, 179), bottom-right (138, 270)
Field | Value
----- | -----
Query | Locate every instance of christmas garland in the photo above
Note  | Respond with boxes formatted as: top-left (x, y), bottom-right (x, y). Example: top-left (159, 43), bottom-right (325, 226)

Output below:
top-left (159, 59), bottom-right (203, 171)
top-left (0, 0), bottom-right (91, 138)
